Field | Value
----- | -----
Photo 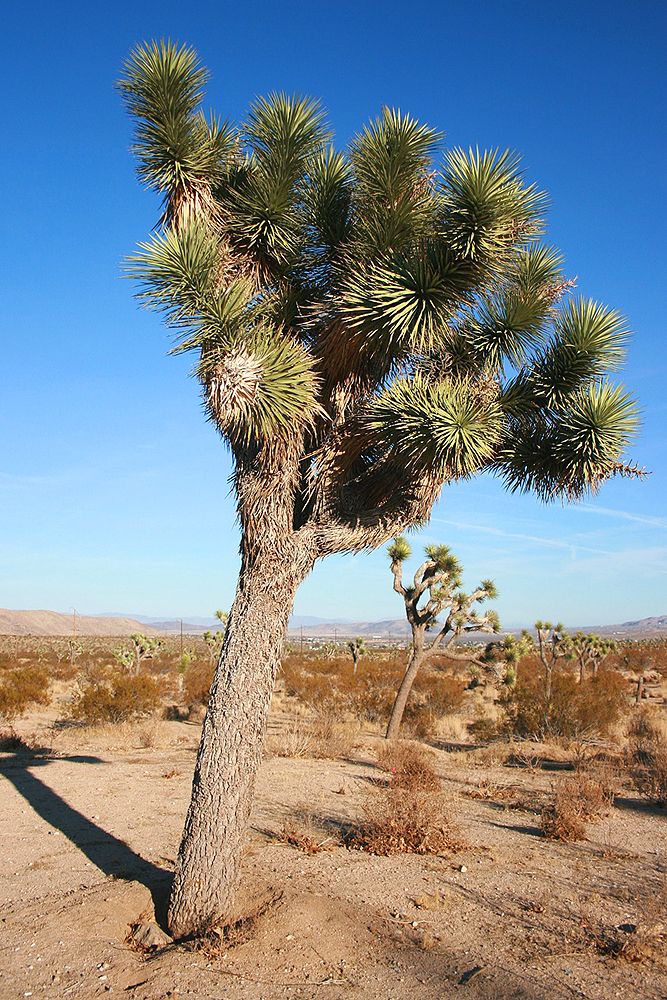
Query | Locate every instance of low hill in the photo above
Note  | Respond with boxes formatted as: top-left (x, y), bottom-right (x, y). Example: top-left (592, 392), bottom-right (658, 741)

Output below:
top-left (0, 609), bottom-right (160, 637)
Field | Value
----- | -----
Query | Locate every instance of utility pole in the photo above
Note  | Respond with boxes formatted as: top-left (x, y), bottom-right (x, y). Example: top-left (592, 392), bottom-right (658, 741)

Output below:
top-left (70, 607), bottom-right (77, 669)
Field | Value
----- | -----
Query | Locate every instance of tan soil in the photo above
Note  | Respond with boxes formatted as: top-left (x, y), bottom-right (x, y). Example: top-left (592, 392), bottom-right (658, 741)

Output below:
top-left (0, 711), bottom-right (665, 1000)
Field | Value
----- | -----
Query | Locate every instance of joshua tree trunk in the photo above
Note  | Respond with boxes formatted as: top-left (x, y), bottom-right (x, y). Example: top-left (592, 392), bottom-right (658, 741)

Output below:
top-left (386, 638), bottom-right (426, 739)
top-left (167, 471), bottom-right (313, 938)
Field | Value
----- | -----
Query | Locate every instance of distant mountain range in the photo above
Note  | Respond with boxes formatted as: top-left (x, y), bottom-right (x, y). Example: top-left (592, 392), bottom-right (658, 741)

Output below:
top-left (0, 609), bottom-right (160, 637)
top-left (1, 608), bottom-right (666, 639)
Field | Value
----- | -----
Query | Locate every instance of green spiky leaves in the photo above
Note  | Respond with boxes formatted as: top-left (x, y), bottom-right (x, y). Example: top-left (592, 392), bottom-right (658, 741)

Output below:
top-left (424, 544), bottom-right (461, 576)
top-left (388, 536), bottom-right (412, 563)
top-left (200, 328), bottom-right (320, 448)
top-left (369, 375), bottom-right (503, 479)
top-left (226, 94), bottom-right (331, 267)
top-left (339, 247), bottom-right (467, 363)
top-left (122, 41), bottom-right (641, 504)
top-left (530, 298), bottom-right (630, 406)
top-left (350, 108), bottom-right (442, 254)
top-left (440, 148), bottom-right (545, 276)
top-left (497, 380), bottom-right (640, 499)
top-left (119, 41), bottom-right (235, 222)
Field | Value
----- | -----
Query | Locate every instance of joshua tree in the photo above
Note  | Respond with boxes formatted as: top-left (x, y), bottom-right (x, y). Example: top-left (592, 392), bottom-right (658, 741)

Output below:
top-left (348, 636), bottom-right (367, 674)
top-left (567, 631), bottom-right (616, 682)
top-left (482, 631), bottom-right (534, 686)
top-left (119, 41), bottom-right (640, 936)
top-left (386, 538), bottom-right (499, 738)
top-left (202, 609), bottom-right (229, 662)
top-left (115, 633), bottom-right (162, 675)
top-left (527, 621), bottom-right (573, 701)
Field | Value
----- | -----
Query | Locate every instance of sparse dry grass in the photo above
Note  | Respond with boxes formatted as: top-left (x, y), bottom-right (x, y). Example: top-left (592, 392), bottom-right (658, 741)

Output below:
top-left (580, 888), bottom-right (667, 964)
top-left (628, 709), bottom-right (667, 806)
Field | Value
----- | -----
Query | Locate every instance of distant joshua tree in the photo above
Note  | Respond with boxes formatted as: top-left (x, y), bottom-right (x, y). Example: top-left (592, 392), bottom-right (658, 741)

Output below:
top-left (386, 538), bottom-right (500, 738)
top-left (568, 631), bottom-right (616, 682)
top-left (524, 621), bottom-right (572, 701)
top-left (120, 41), bottom-right (641, 936)
top-left (115, 633), bottom-right (162, 675)
top-left (347, 636), bottom-right (367, 674)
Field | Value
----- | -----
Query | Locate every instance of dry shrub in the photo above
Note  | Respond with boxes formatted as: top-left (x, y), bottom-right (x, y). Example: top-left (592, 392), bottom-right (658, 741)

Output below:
top-left (271, 712), bottom-right (357, 760)
top-left (413, 671), bottom-right (466, 715)
top-left (506, 666), bottom-right (627, 740)
top-left (349, 742), bottom-right (461, 855)
top-left (0, 730), bottom-right (51, 754)
top-left (377, 740), bottom-right (440, 791)
top-left (349, 786), bottom-right (461, 856)
top-left (465, 779), bottom-right (520, 803)
top-left (403, 705), bottom-right (439, 741)
top-left (0, 665), bottom-right (50, 720)
top-left (69, 670), bottom-right (162, 724)
top-left (628, 709), bottom-right (667, 806)
top-left (540, 774), bottom-right (612, 842)
top-left (183, 660), bottom-right (214, 706)
top-left (279, 653), bottom-right (467, 739)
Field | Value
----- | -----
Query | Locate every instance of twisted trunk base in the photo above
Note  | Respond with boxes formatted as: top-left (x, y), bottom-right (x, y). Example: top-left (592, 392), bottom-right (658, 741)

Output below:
top-left (167, 543), bottom-right (310, 938)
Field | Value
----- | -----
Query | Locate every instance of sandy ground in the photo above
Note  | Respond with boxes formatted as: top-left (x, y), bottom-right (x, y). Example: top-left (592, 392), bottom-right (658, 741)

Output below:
top-left (0, 713), bottom-right (666, 1000)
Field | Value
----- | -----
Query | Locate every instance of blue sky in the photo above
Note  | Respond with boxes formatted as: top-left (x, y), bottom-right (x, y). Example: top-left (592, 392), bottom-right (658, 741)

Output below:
top-left (1, 0), bottom-right (665, 627)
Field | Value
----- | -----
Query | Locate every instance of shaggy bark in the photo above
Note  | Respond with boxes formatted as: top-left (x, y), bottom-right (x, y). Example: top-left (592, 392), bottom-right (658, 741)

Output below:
top-left (167, 466), bottom-right (315, 938)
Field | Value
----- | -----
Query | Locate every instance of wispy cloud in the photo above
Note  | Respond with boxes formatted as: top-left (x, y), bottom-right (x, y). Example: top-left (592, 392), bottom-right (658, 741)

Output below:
top-left (429, 517), bottom-right (612, 558)
top-left (568, 546), bottom-right (667, 577)
top-left (575, 504), bottom-right (667, 530)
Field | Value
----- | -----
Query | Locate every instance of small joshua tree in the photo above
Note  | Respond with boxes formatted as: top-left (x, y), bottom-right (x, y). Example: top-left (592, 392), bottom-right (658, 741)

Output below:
top-left (348, 636), bottom-right (367, 674)
top-left (527, 621), bottom-right (572, 701)
top-left (202, 610), bottom-right (228, 663)
top-left (202, 629), bottom-right (224, 664)
top-left (567, 632), bottom-right (616, 682)
top-left (386, 537), bottom-right (500, 738)
top-left (482, 631), bottom-right (534, 686)
top-left (115, 633), bottom-right (162, 675)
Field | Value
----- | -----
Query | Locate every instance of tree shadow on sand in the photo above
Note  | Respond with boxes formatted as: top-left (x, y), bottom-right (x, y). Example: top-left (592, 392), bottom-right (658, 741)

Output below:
top-left (0, 750), bottom-right (172, 926)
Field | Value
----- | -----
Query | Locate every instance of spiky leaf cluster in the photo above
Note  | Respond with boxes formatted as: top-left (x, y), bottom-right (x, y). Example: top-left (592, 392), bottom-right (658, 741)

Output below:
top-left (121, 40), bottom-right (640, 541)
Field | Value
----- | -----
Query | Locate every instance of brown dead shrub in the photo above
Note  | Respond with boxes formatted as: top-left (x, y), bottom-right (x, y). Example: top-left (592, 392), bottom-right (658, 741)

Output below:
top-left (69, 670), bottom-right (162, 724)
top-left (270, 718), bottom-right (313, 758)
top-left (0, 665), bottom-right (50, 721)
top-left (581, 888), bottom-right (667, 964)
top-left (628, 709), bottom-right (667, 806)
top-left (307, 710), bottom-right (358, 759)
top-left (183, 660), bottom-right (214, 707)
top-left (376, 740), bottom-right (440, 791)
top-left (540, 773), bottom-right (612, 842)
top-left (506, 666), bottom-right (627, 740)
top-left (348, 786), bottom-right (461, 856)
top-left (349, 743), bottom-right (461, 855)
top-left (277, 825), bottom-right (336, 854)
top-left (270, 712), bottom-right (357, 760)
